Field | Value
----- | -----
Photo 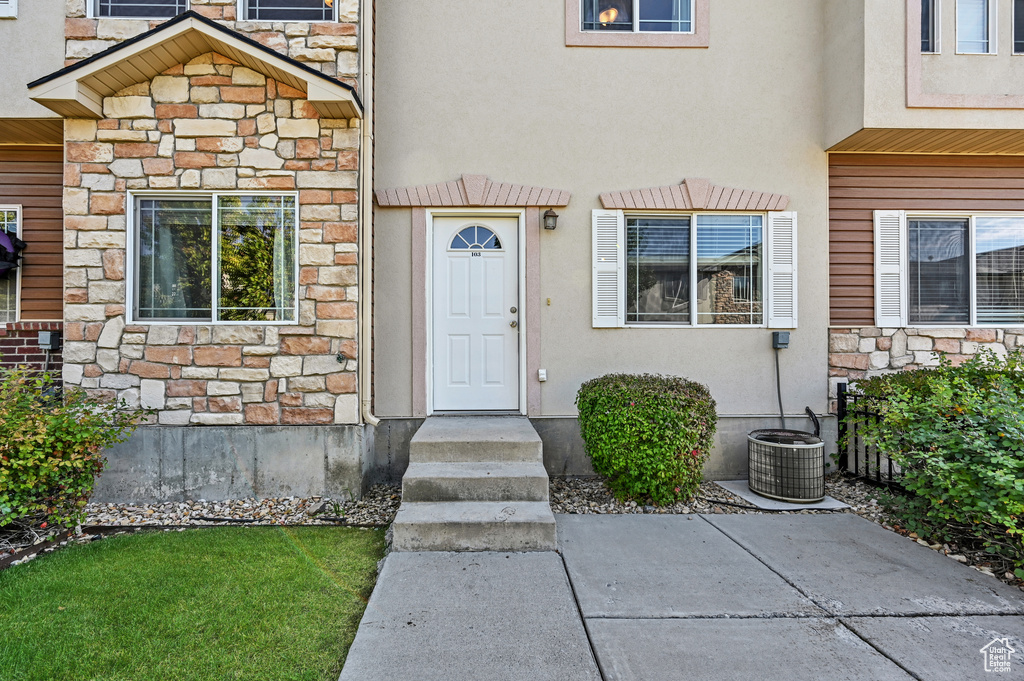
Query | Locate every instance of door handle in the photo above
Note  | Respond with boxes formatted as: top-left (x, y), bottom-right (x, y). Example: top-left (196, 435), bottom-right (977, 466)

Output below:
top-left (510, 321), bottom-right (518, 328)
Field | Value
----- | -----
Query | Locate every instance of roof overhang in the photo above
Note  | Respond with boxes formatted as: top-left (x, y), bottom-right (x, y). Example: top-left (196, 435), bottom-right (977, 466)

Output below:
top-left (828, 128), bottom-right (1024, 155)
top-left (0, 118), bottom-right (64, 145)
top-left (27, 11), bottom-right (361, 120)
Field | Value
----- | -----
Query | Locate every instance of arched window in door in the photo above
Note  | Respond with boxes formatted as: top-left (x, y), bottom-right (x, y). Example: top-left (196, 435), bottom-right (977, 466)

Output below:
top-left (450, 226), bottom-right (502, 250)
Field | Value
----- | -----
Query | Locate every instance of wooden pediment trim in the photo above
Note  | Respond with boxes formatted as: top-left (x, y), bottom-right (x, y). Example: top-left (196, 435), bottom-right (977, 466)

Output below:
top-left (600, 178), bottom-right (789, 211)
top-left (28, 12), bottom-right (360, 120)
top-left (375, 174), bottom-right (571, 207)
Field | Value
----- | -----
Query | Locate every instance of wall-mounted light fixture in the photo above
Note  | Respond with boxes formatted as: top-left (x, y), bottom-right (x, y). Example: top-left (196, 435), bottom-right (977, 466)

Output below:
top-left (543, 209), bottom-right (559, 230)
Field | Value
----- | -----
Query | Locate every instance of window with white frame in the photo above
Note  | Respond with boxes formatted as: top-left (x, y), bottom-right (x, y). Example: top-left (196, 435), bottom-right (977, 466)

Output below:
top-left (131, 194), bottom-right (298, 323)
top-left (94, 0), bottom-right (187, 18)
top-left (593, 210), bottom-right (797, 329)
top-left (922, 0), bottom-right (940, 52)
top-left (875, 211), bottom-right (1024, 326)
top-left (957, 0), bottom-right (995, 54)
top-left (582, 0), bottom-right (694, 33)
top-left (0, 206), bottom-right (21, 323)
top-left (241, 0), bottom-right (335, 21)
top-left (1014, 0), bottom-right (1024, 52)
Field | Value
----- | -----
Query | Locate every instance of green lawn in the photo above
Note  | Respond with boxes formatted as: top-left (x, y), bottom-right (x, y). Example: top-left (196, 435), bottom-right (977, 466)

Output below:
top-left (0, 526), bottom-right (385, 681)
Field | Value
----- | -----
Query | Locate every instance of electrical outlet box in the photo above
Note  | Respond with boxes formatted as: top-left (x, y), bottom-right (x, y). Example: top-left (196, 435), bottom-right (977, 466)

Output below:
top-left (38, 331), bottom-right (61, 351)
top-left (538, 369), bottom-right (547, 382)
top-left (772, 331), bottom-right (790, 349)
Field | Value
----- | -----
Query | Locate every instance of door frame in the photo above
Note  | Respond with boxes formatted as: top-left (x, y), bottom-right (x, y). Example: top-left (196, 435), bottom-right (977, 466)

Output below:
top-left (425, 208), bottom-right (528, 415)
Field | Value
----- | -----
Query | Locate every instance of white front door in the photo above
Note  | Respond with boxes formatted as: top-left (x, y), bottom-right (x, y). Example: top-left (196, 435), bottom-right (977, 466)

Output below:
top-left (432, 216), bottom-right (520, 411)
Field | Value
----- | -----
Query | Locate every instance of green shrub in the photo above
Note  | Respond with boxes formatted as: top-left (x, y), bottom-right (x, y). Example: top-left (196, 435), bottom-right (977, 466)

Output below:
top-left (0, 367), bottom-right (147, 529)
top-left (576, 373), bottom-right (717, 505)
top-left (850, 351), bottom-right (1024, 577)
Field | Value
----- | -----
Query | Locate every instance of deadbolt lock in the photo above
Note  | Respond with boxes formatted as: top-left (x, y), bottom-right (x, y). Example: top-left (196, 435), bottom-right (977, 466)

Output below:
top-left (510, 306), bottom-right (518, 314)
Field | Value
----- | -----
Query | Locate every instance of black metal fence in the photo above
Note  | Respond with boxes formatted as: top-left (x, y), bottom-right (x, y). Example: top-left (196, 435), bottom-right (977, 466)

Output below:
top-left (836, 383), bottom-right (903, 489)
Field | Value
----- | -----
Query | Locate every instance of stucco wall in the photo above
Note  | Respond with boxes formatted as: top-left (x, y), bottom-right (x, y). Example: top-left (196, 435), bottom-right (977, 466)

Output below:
top-left (921, 0), bottom-right (1024, 97)
top-left (0, 0), bottom-right (65, 119)
top-left (824, 0), bottom-right (867, 149)
top-left (864, 0), bottom-right (1024, 129)
top-left (373, 0), bottom-right (831, 420)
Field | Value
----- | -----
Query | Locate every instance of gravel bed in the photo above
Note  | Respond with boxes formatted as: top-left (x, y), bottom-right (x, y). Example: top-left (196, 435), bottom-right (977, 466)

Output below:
top-left (550, 477), bottom-right (855, 516)
top-left (81, 484), bottom-right (401, 528)
top-left (2, 485), bottom-right (403, 569)
top-left (7, 476), bottom-right (1021, 593)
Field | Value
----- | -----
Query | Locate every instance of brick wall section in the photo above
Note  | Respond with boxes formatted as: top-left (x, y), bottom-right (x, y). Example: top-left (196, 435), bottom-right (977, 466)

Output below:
top-left (0, 322), bottom-right (64, 372)
top-left (827, 326), bottom-right (1020, 411)
top-left (64, 0), bottom-right (359, 85)
top-left (62, 55), bottom-right (360, 426)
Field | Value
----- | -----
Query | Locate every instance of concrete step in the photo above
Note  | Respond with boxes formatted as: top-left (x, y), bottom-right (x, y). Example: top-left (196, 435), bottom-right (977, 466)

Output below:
top-left (409, 416), bottom-right (542, 463)
top-left (402, 462), bottom-right (550, 503)
top-left (391, 501), bottom-right (557, 552)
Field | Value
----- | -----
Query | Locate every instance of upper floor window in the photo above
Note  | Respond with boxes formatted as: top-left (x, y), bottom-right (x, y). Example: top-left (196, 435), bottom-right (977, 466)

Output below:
top-left (957, 0), bottom-right (996, 54)
top-left (94, 0), bottom-right (187, 19)
top-left (1014, 0), bottom-right (1024, 53)
top-left (582, 0), bottom-right (693, 33)
top-left (922, 0), bottom-right (939, 53)
top-left (242, 0), bottom-right (335, 22)
top-left (131, 194), bottom-right (298, 324)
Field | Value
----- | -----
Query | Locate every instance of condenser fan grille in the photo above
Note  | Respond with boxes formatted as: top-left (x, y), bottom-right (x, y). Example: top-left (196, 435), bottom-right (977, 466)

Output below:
top-left (747, 429), bottom-right (825, 503)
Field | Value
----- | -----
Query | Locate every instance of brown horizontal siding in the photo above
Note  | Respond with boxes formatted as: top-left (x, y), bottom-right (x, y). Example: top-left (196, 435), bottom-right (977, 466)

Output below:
top-left (829, 153), bottom-right (1024, 327)
top-left (0, 146), bottom-right (63, 321)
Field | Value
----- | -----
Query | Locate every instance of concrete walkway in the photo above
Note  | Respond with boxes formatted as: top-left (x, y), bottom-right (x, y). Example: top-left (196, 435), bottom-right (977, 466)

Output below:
top-left (340, 514), bottom-right (1024, 680)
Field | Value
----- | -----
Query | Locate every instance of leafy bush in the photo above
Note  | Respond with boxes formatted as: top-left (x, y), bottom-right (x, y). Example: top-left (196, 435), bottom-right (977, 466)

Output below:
top-left (850, 351), bottom-right (1024, 578)
top-left (0, 367), bottom-right (146, 530)
top-left (576, 373), bottom-right (717, 505)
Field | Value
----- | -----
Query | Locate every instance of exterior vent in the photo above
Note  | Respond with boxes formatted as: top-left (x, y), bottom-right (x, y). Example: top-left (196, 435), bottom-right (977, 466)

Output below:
top-left (0, 0), bottom-right (17, 19)
top-left (747, 429), bottom-right (825, 503)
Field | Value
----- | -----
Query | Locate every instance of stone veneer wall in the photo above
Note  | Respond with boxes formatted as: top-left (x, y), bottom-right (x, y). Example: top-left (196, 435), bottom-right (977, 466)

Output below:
top-left (827, 327), bottom-right (1019, 411)
top-left (64, 0), bottom-right (359, 83)
top-left (62, 54), bottom-right (361, 426)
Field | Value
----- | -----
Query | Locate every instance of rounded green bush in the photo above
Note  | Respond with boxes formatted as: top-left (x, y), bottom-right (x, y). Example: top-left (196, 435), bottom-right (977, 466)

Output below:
top-left (576, 373), bottom-right (717, 505)
top-left (850, 350), bottom-right (1024, 577)
top-left (0, 367), bottom-right (146, 530)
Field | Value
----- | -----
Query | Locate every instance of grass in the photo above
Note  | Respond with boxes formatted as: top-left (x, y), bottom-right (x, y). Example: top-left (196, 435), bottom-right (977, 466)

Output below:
top-left (0, 526), bottom-right (386, 681)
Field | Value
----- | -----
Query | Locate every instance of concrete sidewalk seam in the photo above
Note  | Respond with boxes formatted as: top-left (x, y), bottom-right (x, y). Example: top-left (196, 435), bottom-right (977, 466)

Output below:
top-left (838, 619), bottom-right (926, 681)
top-left (695, 514), bottom-right (838, 616)
top-left (581, 609), bottom-right (1024, 620)
top-left (558, 549), bottom-right (609, 681)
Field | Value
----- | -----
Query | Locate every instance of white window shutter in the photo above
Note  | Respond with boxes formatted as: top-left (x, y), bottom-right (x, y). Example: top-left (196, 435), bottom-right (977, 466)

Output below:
top-left (874, 210), bottom-right (907, 327)
top-left (0, 0), bottom-right (17, 18)
top-left (767, 211), bottom-right (797, 329)
top-left (592, 209), bottom-right (624, 328)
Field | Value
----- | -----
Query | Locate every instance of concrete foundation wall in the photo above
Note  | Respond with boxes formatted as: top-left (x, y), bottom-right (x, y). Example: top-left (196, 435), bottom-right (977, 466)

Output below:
top-left (92, 424), bottom-right (368, 503)
top-left (366, 416), bottom-right (839, 485)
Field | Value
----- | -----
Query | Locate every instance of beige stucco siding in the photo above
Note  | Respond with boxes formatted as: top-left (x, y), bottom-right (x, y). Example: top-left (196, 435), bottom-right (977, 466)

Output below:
top-left (374, 0), bottom-right (831, 418)
top-left (0, 0), bottom-right (65, 119)
top-left (863, 0), bottom-right (1024, 130)
top-left (824, 0), bottom-right (867, 149)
